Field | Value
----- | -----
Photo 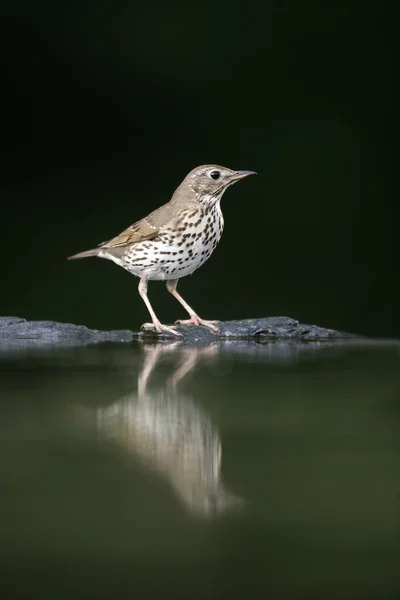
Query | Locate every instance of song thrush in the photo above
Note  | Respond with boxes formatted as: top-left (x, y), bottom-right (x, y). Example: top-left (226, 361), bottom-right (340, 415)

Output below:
top-left (68, 164), bottom-right (256, 335)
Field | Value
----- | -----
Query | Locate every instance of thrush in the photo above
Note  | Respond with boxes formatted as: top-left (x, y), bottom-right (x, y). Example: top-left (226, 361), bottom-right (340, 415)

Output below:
top-left (68, 164), bottom-right (256, 335)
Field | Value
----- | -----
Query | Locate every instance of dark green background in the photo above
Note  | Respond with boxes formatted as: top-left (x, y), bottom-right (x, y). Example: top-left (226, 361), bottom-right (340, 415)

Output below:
top-left (2, 1), bottom-right (399, 336)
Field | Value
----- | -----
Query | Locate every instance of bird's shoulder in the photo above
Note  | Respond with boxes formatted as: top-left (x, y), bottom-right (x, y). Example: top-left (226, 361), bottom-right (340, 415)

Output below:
top-left (99, 199), bottom-right (197, 248)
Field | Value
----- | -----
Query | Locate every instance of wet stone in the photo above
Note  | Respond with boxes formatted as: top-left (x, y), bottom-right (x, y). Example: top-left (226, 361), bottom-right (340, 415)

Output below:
top-left (0, 316), bottom-right (358, 351)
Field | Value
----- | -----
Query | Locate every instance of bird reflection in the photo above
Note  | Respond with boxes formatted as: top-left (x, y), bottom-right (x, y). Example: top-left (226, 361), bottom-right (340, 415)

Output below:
top-left (96, 343), bottom-right (243, 517)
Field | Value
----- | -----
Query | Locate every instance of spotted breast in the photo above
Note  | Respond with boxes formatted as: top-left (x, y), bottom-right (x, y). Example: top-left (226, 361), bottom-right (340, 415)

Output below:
top-left (119, 201), bottom-right (224, 281)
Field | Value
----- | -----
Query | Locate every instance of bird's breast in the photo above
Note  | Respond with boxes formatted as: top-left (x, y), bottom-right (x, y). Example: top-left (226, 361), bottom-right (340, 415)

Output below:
top-left (158, 205), bottom-right (224, 278)
top-left (121, 205), bottom-right (224, 280)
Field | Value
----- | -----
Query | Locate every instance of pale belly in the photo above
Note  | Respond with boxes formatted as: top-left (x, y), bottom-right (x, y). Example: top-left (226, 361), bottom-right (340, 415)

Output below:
top-left (99, 204), bottom-right (224, 281)
top-left (122, 232), bottom-right (222, 280)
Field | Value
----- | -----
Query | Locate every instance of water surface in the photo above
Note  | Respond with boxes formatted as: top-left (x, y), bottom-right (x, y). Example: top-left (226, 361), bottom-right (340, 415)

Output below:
top-left (1, 339), bottom-right (399, 599)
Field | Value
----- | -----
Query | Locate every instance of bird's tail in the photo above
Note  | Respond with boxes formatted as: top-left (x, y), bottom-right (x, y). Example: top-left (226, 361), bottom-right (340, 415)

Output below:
top-left (67, 248), bottom-right (99, 260)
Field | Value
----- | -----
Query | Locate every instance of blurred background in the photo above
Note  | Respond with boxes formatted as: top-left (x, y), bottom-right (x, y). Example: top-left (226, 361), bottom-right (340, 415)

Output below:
top-left (2, 0), bottom-right (399, 337)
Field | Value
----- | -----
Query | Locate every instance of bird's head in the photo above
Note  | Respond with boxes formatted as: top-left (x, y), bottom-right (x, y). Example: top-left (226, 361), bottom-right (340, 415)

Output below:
top-left (176, 164), bottom-right (256, 206)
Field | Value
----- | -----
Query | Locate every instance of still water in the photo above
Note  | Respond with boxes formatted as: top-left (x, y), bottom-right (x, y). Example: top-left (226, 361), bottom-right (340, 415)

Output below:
top-left (1, 339), bottom-right (400, 599)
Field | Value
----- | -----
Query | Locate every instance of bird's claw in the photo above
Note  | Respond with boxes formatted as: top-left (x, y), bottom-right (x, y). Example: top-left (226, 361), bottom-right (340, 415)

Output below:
top-left (175, 316), bottom-right (220, 333)
top-left (140, 322), bottom-right (182, 337)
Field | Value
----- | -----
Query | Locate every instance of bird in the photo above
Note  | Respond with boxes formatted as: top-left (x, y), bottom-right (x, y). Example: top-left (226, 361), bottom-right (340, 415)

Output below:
top-left (68, 164), bottom-right (256, 336)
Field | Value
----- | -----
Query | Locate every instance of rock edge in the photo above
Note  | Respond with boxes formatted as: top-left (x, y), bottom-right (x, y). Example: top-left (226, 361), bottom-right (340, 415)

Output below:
top-left (0, 316), bottom-right (358, 349)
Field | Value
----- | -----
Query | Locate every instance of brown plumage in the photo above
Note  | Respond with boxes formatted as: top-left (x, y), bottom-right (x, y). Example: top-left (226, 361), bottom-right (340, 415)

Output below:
top-left (68, 164), bottom-right (256, 335)
top-left (69, 203), bottom-right (178, 259)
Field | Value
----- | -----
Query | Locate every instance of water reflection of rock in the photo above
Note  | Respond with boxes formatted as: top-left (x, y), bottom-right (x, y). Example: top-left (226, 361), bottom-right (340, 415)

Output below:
top-left (96, 344), bottom-right (243, 517)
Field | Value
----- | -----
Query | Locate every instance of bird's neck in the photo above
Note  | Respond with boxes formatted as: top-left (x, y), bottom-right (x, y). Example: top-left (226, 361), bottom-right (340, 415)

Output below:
top-left (169, 188), bottom-right (224, 212)
top-left (203, 196), bottom-right (224, 231)
top-left (199, 193), bottom-right (223, 208)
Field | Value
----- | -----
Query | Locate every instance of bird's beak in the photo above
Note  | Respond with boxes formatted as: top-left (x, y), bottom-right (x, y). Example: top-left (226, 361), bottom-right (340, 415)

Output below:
top-left (230, 170), bottom-right (257, 181)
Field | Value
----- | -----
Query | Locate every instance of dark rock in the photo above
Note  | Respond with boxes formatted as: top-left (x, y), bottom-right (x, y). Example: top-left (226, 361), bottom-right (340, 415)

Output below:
top-left (0, 315), bottom-right (358, 351)
top-left (0, 316), bottom-right (134, 350)
top-left (140, 316), bottom-right (357, 343)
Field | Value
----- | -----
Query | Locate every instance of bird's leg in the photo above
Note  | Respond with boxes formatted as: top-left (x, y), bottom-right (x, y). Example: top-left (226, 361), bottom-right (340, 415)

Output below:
top-left (166, 279), bottom-right (220, 333)
top-left (138, 277), bottom-right (181, 336)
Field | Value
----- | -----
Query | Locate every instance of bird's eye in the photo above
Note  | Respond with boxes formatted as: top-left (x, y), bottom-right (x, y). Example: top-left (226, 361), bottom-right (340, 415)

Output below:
top-left (210, 170), bottom-right (220, 180)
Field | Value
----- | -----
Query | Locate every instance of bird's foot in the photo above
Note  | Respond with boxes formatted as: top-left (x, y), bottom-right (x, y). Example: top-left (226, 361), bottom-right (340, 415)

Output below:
top-left (141, 322), bottom-right (182, 337)
top-left (175, 315), bottom-right (220, 333)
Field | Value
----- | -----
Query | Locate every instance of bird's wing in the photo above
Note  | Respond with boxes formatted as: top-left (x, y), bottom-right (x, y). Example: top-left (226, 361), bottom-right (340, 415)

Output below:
top-left (100, 203), bottom-right (174, 249)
